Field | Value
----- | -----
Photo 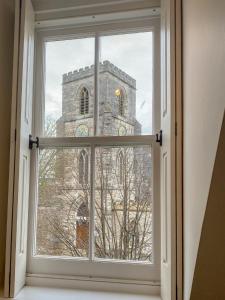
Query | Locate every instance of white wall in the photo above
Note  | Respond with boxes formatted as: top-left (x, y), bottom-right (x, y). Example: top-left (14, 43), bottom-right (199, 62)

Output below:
top-left (183, 0), bottom-right (225, 299)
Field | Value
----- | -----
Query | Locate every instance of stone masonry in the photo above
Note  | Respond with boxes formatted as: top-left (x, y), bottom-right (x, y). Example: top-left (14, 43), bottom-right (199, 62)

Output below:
top-left (36, 61), bottom-right (152, 261)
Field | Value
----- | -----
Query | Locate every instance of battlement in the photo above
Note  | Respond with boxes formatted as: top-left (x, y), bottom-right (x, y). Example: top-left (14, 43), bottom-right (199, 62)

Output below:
top-left (62, 60), bottom-right (136, 88)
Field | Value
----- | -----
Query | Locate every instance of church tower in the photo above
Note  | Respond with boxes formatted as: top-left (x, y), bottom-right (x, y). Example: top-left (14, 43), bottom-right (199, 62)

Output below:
top-left (37, 62), bottom-right (152, 258)
top-left (57, 60), bottom-right (141, 137)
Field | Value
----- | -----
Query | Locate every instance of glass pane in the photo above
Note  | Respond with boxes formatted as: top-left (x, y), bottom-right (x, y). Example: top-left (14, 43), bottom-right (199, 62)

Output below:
top-left (36, 147), bottom-right (90, 257)
top-left (98, 32), bottom-right (153, 136)
top-left (44, 37), bottom-right (95, 137)
top-left (94, 145), bottom-right (152, 262)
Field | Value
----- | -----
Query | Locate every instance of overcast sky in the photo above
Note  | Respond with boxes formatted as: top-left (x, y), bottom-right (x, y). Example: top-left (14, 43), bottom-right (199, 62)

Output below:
top-left (45, 31), bottom-right (153, 134)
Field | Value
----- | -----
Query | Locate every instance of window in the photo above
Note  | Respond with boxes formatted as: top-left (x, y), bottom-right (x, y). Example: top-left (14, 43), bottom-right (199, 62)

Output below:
top-left (28, 16), bottom-right (160, 285)
top-left (6, 0), bottom-right (180, 297)
top-left (80, 87), bottom-right (89, 115)
top-left (118, 150), bottom-right (124, 184)
top-left (78, 150), bottom-right (89, 185)
top-left (115, 88), bottom-right (125, 116)
top-left (76, 202), bottom-right (89, 251)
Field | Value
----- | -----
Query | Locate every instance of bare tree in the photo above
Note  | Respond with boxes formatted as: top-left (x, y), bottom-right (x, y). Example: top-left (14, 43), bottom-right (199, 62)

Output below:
top-left (94, 146), bottom-right (152, 261)
top-left (37, 143), bottom-right (153, 261)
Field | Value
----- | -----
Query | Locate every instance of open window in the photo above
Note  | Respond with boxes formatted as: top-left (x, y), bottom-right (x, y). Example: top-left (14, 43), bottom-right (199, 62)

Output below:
top-left (5, 0), bottom-right (179, 299)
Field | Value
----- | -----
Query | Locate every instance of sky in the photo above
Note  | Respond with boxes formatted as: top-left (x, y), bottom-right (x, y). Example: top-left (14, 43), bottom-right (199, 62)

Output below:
top-left (45, 31), bottom-right (153, 134)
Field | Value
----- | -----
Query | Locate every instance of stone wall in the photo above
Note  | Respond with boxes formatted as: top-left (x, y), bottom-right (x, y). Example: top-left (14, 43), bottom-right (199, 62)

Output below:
top-left (36, 62), bottom-right (151, 261)
top-left (59, 61), bottom-right (138, 137)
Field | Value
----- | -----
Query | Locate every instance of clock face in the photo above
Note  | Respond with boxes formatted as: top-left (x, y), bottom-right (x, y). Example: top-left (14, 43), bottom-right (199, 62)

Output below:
top-left (76, 124), bottom-right (89, 137)
top-left (115, 88), bottom-right (121, 97)
top-left (118, 126), bottom-right (127, 136)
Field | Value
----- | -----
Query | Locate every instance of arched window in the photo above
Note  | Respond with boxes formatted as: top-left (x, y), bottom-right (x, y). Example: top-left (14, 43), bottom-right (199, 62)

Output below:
top-left (79, 150), bottom-right (89, 184)
top-left (80, 87), bottom-right (89, 115)
top-left (77, 202), bottom-right (88, 218)
top-left (76, 202), bottom-right (88, 250)
top-left (118, 151), bottom-right (124, 184)
top-left (115, 88), bottom-right (124, 116)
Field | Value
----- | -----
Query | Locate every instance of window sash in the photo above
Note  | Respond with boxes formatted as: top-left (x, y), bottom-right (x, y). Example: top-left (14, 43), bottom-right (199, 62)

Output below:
top-left (38, 135), bottom-right (155, 149)
top-left (34, 23), bottom-right (156, 138)
top-left (28, 16), bottom-right (160, 281)
top-left (28, 140), bottom-right (159, 281)
top-left (36, 136), bottom-right (156, 263)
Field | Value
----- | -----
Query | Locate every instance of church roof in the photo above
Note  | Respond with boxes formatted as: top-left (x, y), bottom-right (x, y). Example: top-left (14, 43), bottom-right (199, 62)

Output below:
top-left (62, 60), bottom-right (136, 89)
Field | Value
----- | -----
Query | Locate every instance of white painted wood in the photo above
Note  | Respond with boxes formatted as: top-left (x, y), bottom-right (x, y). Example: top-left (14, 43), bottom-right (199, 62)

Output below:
top-left (174, 1), bottom-right (183, 299)
top-left (4, 0), bottom-right (178, 297)
top-left (34, 8), bottom-right (160, 29)
top-left (38, 135), bottom-right (156, 148)
top-left (35, 17), bottom-right (159, 43)
top-left (4, 0), bottom-right (21, 296)
top-left (94, 35), bottom-right (100, 136)
top-left (27, 17), bottom-right (161, 285)
top-left (160, 0), bottom-right (176, 299)
top-left (33, 0), bottom-right (160, 25)
top-left (27, 255), bottom-right (159, 282)
top-left (89, 144), bottom-right (96, 261)
top-left (26, 274), bottom-right (160, 295)
top-left (32, 0), bottom-right (160, 13)
top-left (6, 0), bottom-right (35, 297)
top-left (15, 286), bottom-right (161, 300)
top-left (151, 15), bottom-right (161, 274)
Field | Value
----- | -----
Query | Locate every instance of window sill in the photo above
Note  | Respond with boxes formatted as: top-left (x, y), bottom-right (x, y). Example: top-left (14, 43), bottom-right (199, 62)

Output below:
top-left (25, 274), bottom-right (160, 295)
top-left (11, 287), bottom-right (161, 300)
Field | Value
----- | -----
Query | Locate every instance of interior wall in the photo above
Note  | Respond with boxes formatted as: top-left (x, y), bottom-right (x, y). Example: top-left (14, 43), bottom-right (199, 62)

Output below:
top-left (182, 0), bottom-right (225, 299)
top-left (190, 113), bottom-right (225, 299)
top-left (0, 0), bottom-right (15, 294)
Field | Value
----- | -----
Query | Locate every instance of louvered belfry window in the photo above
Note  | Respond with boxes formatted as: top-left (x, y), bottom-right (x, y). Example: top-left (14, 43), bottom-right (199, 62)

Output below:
top-left (80, 87), bottom-right (89, 115)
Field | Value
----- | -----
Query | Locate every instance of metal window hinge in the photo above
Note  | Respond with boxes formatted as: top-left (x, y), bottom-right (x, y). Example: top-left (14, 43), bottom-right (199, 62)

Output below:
top-left (29, 134), bottom-right (39, 149)
top-left (156, 130), bottom-right (163, 146)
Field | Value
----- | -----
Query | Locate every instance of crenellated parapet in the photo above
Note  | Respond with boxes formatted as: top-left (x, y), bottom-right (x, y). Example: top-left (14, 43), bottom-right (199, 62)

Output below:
top-left (63, 60), bottom-right (136, 89)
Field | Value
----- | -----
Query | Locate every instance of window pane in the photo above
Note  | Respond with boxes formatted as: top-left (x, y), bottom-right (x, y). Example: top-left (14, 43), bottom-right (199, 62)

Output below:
top-left (36, 148), bottom-right (90, 257)
top-left (98, 32), bottom-right (153, 136)
top-left (44, 37), bottom-right (94, 137)
top-left (94, 145), bottom-right (153, 262)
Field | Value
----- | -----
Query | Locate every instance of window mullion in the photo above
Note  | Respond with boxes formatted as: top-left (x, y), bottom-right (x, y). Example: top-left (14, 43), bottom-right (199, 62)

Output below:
top-left (94, 34), bottom-right (100, 136)
top-left (89, 144), bottom-right (96, 261)
top-left (88, 34), bottom-right (100, 261)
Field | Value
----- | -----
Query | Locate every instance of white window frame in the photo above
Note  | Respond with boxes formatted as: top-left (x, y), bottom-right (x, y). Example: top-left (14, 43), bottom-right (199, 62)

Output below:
top-left (4, 0), bottom-right (183, 300)
top-left (24, 14), bottom-right (161, 293)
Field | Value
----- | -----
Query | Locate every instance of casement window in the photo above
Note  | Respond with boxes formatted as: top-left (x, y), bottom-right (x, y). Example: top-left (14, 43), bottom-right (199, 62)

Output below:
top-left (5, 0), bottom-right (179, 299)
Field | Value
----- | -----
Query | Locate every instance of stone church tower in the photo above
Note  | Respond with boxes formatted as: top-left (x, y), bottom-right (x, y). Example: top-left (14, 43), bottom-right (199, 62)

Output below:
top-left (56, 60), bottom-right (141, 137)
top-left (36, 61), bottom-right (152, 259)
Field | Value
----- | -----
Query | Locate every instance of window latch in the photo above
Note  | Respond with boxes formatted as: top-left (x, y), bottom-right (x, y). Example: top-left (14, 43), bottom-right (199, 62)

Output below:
top-left (29, 134), bottom-right (39, 149)
top-left (156, 130), bottom-right (162, 146)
